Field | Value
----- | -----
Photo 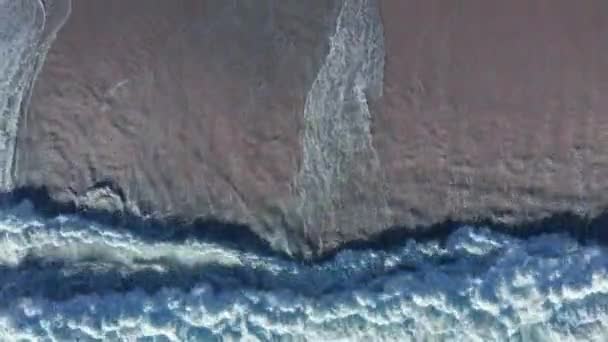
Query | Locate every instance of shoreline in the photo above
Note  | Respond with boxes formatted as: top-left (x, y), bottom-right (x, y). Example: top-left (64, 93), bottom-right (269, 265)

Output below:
top-left (4, 184), bottom-right (607, 263)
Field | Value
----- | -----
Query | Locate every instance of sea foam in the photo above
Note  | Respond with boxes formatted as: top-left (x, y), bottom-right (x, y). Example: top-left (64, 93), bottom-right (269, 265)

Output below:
top-left (0, 202), bottom-right (607, 341)
top-left (0, 0), bottom-right (46, 190)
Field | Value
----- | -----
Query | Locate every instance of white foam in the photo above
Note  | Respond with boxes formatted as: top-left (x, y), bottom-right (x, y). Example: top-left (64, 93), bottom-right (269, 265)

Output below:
top-left (0, 0), bottom-right (47, 191)
top-left (294, 0), bottom-right (391, 240)
top-left (0, 203), bottom-right (606, 340)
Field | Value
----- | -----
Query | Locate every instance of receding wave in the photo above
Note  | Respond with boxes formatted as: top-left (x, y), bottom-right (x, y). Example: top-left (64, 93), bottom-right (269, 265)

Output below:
top-left (0, 201), bottom-right (607, 341)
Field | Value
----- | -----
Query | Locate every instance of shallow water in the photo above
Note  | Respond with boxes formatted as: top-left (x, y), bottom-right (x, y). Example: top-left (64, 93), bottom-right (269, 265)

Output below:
top-left (0, 0), bottom-right (46, 191)
top-left (0, 202), bottom-right (605, 341)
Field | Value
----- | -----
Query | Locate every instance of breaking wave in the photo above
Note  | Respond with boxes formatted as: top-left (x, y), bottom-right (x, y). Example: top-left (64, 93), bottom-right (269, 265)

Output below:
top-left (0, 201), bottom-right (607, 341)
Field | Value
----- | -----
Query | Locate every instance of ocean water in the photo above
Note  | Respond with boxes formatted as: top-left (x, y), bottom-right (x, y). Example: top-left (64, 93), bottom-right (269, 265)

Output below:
top-left (0, 202), bottom-right (606, 341)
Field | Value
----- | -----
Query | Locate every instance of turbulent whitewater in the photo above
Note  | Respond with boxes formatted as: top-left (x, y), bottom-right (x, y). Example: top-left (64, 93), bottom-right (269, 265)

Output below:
top-left (0, 202), bottom-right (605, 341)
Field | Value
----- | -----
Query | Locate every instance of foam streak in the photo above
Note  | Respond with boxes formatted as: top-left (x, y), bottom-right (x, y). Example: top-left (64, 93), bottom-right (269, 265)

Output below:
top-left (294, 0), bottom-right (391, 250)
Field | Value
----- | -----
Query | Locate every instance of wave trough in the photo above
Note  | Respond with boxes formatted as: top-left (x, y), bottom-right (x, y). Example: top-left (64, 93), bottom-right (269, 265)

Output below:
top-left (0, 201), bottom-right (607, 341)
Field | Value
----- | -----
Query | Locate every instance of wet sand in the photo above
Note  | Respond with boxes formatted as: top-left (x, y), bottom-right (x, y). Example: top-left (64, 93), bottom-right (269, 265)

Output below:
top-left (16, 0), bottom-right (608, 257)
